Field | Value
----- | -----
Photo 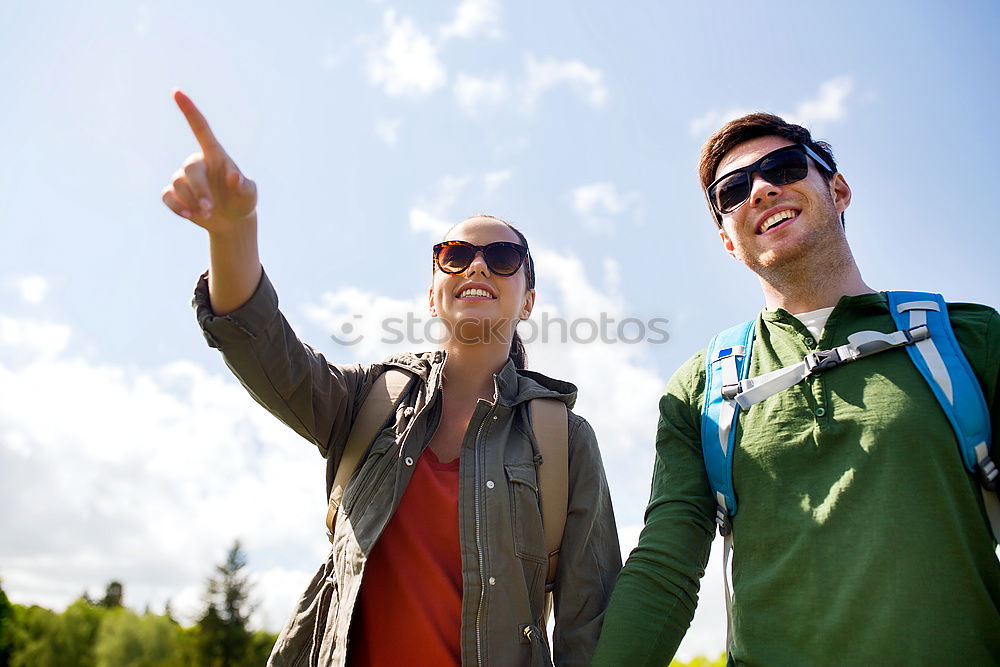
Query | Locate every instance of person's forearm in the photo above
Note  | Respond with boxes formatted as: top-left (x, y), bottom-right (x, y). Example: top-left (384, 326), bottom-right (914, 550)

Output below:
top-left (207, 213), bottom-right (262, 315)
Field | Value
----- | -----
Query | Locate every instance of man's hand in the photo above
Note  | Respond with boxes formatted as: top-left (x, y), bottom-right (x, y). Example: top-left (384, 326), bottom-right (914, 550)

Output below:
top-left (161, 90), bottom-right (257, 234)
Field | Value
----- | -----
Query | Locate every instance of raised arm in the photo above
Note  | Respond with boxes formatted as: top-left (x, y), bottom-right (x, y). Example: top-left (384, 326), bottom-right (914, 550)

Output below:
top-left (161, 90), bottom-right (261, 315)
top-left (162, 90), bottom-right (376, 463)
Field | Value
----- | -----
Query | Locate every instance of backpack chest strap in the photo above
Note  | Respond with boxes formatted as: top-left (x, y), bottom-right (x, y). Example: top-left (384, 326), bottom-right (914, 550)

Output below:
top-left (726, 324), bottom-right (930, 409)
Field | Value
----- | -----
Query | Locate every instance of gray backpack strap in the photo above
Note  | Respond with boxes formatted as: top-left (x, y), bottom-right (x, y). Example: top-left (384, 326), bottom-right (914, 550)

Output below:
top-left (530, 398), bottom-right (569, 588)
top-left (325, 368), bottom-right (414, 538)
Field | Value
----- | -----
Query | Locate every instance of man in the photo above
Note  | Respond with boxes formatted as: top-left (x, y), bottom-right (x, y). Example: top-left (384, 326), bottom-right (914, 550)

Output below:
top-left (593, 113), bottom-right (1000, 664)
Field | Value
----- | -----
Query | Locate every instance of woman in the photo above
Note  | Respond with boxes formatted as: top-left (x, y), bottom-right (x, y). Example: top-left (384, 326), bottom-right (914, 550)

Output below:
top-left (161, 90), bottom-right (621, 666)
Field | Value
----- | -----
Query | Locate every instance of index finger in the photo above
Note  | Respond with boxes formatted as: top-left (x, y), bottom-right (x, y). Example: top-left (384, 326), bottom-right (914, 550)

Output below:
top-left (173, 89), bottom-right (225, 157)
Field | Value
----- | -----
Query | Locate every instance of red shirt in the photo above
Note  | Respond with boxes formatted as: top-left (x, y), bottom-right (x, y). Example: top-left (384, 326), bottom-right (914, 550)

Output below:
top-left (350, 448), bottom-right (462, 666)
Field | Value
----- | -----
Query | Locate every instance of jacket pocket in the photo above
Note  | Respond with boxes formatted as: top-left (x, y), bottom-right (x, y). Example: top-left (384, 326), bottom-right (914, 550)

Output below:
top-left (504, 463), bottom-right (548, 564)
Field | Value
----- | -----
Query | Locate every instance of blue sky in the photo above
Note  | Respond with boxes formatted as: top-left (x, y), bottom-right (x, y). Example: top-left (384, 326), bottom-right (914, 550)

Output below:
top-left (2, 0), bottom-right (998, 658)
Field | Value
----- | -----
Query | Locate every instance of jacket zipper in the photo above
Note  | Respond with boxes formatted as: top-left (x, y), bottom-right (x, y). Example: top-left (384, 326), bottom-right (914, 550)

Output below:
top-left (474, 375), bottom-right (500, 667)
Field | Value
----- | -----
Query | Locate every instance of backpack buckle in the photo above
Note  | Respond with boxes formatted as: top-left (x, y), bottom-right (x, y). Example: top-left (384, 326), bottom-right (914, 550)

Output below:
top-left (978, 455), bottom-right (998, 492)
top-left (716, 506), bottom-right (733, 537)
top-left (804, 348), bottom-right (844, 374)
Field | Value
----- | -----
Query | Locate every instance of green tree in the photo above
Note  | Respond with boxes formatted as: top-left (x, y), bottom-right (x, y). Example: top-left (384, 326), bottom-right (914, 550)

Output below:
top-left (93, 608), bottom-right (183, 667)
top-left (7, 597), bottom-right (105, 667)
top-left (196, 540), bottom-right (256, 667)
top-left (0, 579), bottom-right (14, 665)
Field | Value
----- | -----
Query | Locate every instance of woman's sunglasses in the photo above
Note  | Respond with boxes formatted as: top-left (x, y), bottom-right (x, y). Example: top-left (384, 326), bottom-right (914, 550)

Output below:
top-left (706, 143), bottom-right (834, 220)
top-left (433, 241), bottom-right (533, 286)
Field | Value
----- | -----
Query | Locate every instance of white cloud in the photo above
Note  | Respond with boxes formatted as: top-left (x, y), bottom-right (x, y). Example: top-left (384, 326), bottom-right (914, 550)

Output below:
top-left (570, 182), bottom-right (644, 234)
top-left (408, 175), bottom-right (471, 239)
top-left (374, 118), bottom-right (402, 145)
top-left (689, 107), bottom-right (755, 138)
top-left (689, 75), bottom-right (854, 137)
top-left (134, 6), bottom-right (151, 35)
top-left (0, 316), bottom-right (71, 357)
top-left (521, 54), bottom-right (608, 112)
top-left (453, 72), bottom-right (509, 115)
top-left (0, 331), bottom-right (329, 630)
top-left (483, 169), bottom-right (512, 193)
top-left (13, 275), bottom-right (49, 304)
top-left (440, 0), bottom-right (502, 40)
top-left (788, 75), bottom-right (853, 128)
top-left (366, 10), bottom-right (447, 97)
top-left (409, 208), bottom-right (452, 238)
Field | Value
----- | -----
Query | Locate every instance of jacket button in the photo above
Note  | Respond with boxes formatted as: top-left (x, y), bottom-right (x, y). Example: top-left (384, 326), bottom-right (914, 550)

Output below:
top-left (403, 407), bottom-right (415, 418)
top-left (815, 407), bottom-right (826, 417)
top-left (804, 337), bottom-right (815, 346)
top-left (486, 480), bottom-right (495, 489)
top-left (488, 577), bottom-right (496, 586)
top-left (404, 456), bottom-right (414, 466)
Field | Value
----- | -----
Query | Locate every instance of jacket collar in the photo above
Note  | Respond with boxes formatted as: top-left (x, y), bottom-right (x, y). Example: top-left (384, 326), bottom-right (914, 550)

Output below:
top-left (380, 351), bottom-right (577, 410)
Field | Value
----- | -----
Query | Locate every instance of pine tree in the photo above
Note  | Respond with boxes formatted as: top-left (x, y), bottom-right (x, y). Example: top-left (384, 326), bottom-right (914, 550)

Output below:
top-left (196, 540), bottom-right (255, 667)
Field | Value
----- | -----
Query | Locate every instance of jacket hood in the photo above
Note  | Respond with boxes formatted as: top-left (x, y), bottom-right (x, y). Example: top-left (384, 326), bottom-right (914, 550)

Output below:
top-left (380, 350), bottom-right (578, 410)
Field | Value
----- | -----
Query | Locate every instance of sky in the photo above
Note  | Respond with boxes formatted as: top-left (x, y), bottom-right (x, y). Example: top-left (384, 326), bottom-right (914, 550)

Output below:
top-left (1, 0), bottom-right (999, 659)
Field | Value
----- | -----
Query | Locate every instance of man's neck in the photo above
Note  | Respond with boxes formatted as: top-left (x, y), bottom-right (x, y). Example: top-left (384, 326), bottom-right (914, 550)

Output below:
top-left (758, 252), bottom-right (875, 314)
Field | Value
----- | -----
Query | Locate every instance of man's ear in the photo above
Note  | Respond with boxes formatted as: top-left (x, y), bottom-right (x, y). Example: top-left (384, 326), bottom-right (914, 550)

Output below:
top-left (520, 289), bottom-right (535, 320)
top-left (719, 226), bottom-right (737, 259)
top-left (831, 173), bottom-right (851, 215)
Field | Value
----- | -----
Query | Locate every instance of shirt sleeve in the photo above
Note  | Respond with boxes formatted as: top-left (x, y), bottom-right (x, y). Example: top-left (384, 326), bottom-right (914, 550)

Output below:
top-left (551, 414), bottom-right (622, 666)
top-left (192, 267), bottom-right (377, 465)
top-left (592, 353), bottom-right (717, 666)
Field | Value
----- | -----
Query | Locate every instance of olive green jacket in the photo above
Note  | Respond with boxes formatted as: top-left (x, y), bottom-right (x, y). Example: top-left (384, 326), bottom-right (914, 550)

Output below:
top-left (193, 268), bottom-right (621, 666)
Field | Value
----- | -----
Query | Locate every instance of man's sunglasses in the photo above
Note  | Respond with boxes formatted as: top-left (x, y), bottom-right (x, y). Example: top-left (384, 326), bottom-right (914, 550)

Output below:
top-left (433, 241), bottom-right (533, 286)
top-left (706, 143), bottom-right (834, 221)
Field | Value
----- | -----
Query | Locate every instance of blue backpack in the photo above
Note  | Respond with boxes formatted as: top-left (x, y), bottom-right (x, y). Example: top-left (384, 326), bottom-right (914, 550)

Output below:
top-left (701, 291), bottom-right (998, 541)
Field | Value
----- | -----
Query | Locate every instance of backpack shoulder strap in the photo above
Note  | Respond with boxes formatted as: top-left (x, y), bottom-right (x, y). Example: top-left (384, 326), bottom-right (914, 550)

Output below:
top-left (529, 398), bottom-right (569, 588)
top-left (325, 368), bottom-right (415, 538)
top-left (885, 291), bottom-right (998, 542)
top-left (701, 319), bottom-right (757, 535)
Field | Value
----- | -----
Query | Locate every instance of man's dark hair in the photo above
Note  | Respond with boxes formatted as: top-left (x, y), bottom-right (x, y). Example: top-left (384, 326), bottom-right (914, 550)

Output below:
top-left (698, 112), bottom-right (842, 226)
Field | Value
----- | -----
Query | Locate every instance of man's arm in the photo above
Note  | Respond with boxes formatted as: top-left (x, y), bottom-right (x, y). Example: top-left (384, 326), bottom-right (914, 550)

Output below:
top-left (592, 353), bottom-right (718, 665)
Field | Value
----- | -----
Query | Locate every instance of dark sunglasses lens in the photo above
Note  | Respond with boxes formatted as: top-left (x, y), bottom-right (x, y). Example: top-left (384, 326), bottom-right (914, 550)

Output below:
top-left (437, 244), bottom-right (474, 273)
top-left (761, 149), bottom-right (808, 187)
top-left (484, 245), bottom-right (524, 275)
top-left (715, 173), bottom-right (750, 214)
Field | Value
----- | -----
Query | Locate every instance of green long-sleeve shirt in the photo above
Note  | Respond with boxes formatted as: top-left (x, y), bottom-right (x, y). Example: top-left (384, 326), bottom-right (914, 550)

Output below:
top-left (594, 293), bottom-right (1000, 665)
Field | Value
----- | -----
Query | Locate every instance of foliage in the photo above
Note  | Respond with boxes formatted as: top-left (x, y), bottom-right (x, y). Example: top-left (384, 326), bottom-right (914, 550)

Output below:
top-left (93, 609), bottom-right (184, 667)
top-left (0, 579), bottom-right (14, 665)
top-left (195, 540), bottom-right (257, 667)
top-left (2, 544), bottom-right (278, 666)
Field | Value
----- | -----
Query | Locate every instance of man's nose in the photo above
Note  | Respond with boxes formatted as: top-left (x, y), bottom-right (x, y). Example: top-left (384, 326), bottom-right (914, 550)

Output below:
top-left (748, 171), bottom-right (781, 207)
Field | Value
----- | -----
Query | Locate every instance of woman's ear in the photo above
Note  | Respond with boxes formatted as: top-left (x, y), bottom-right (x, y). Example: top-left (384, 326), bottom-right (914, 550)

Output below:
top-left (520, 289), bottom-right (535, 320)
top-left (428, 286), bottom-right (438, 317)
